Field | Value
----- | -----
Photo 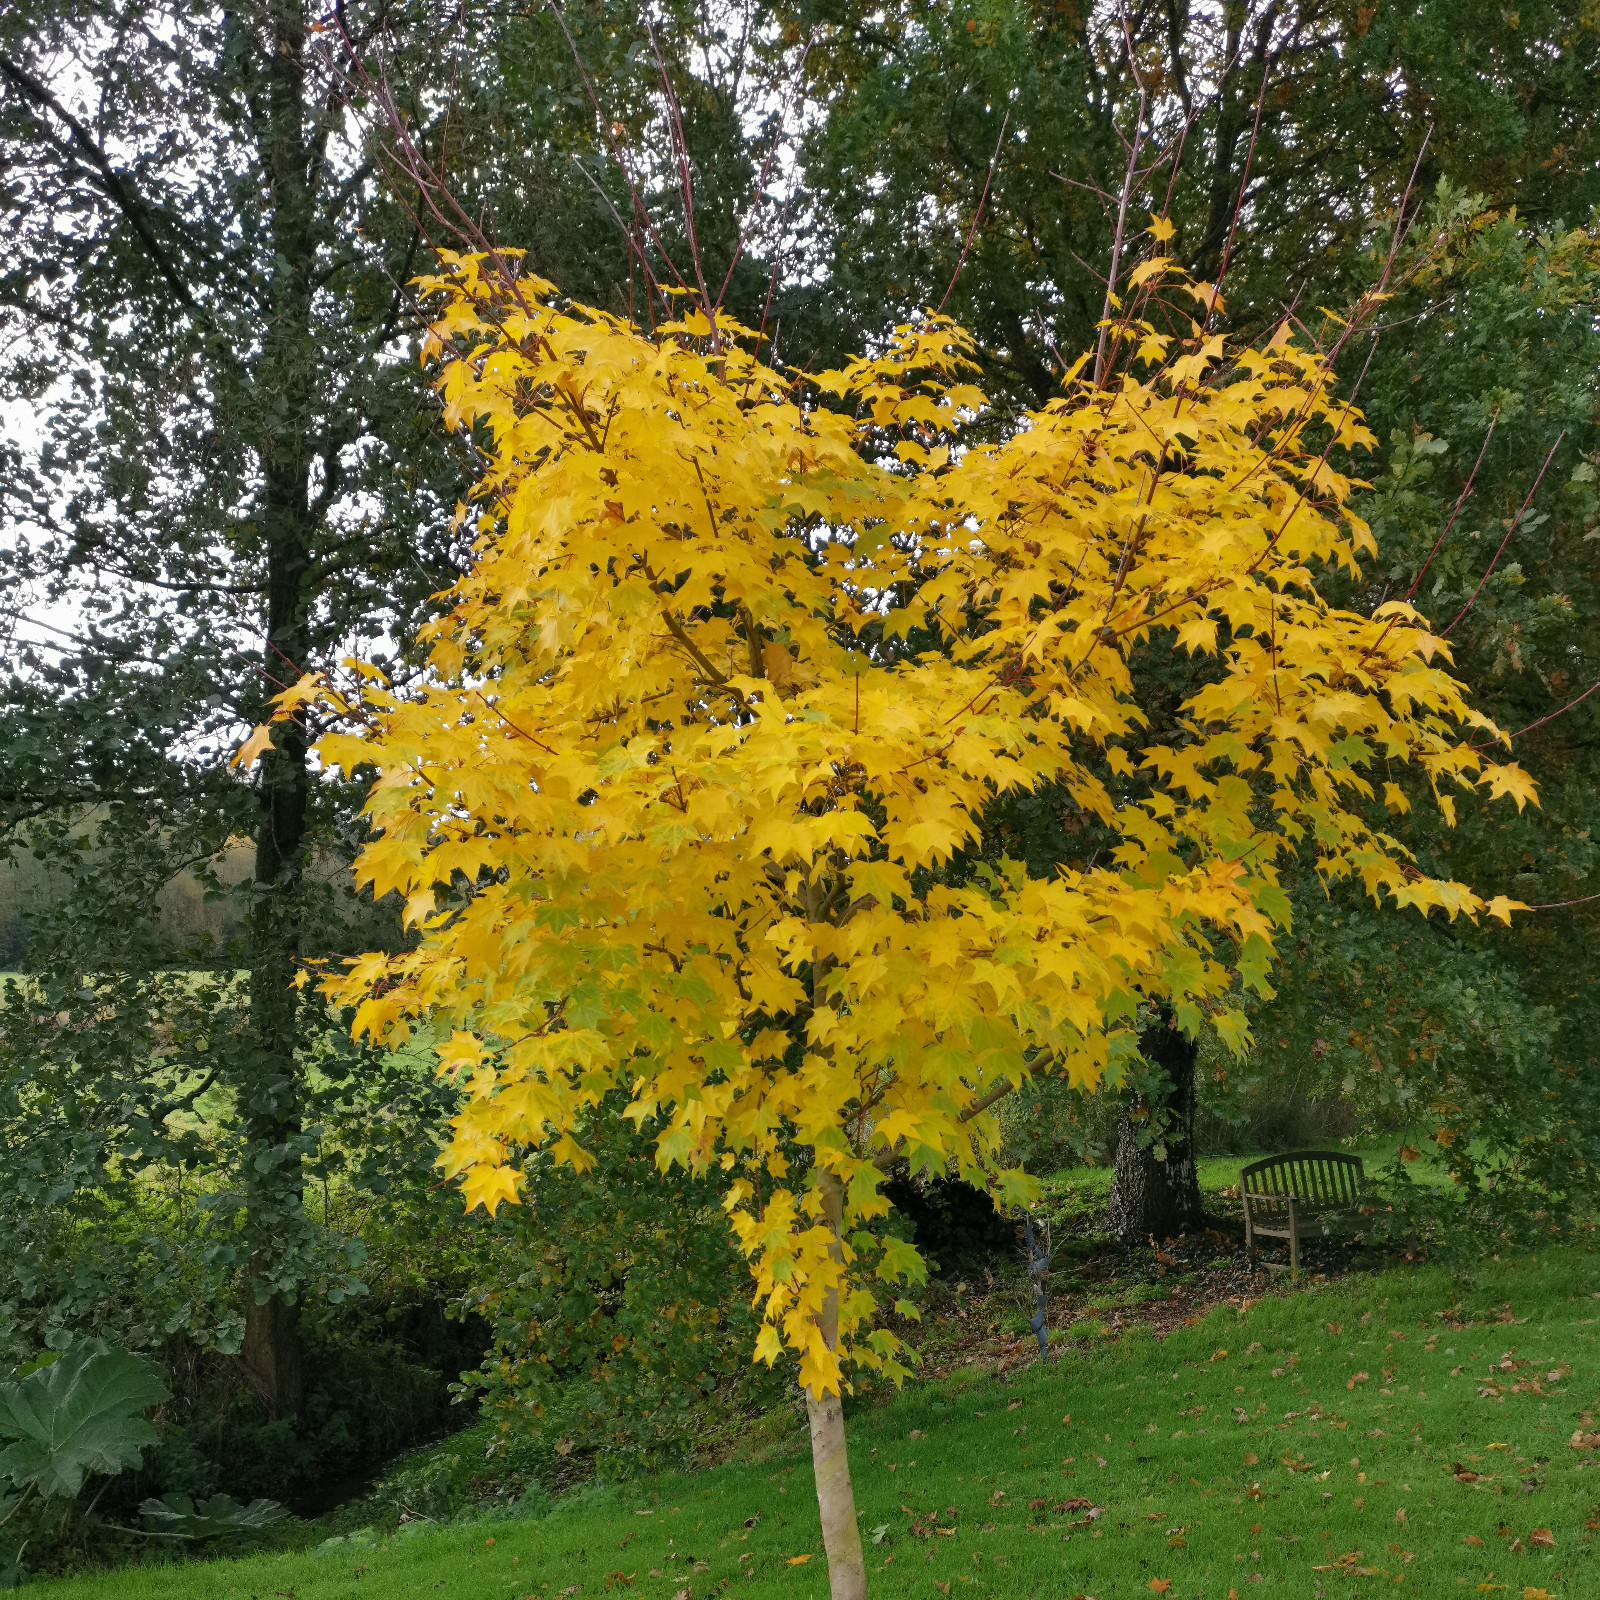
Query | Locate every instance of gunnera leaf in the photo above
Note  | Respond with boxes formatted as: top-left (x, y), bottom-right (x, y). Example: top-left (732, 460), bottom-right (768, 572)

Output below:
top-left (139, 1492), bottom-right (289, 1539)
top-left (0, 1343), bottom-right (169, 1498)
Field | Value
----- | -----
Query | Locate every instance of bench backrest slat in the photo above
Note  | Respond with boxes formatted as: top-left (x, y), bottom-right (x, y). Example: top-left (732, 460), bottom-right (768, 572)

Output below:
top-left (1240, 1150), bottom-right (1364, 1206)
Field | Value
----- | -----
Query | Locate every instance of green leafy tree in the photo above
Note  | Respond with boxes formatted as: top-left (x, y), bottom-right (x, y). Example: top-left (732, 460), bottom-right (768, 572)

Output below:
top-left (782, 0), bottom-right (1600, 397)
top-left (782, 3), bottom-right (1600, 1233)
top-left (1239, 198), bottom-right (1600, 1229)
top-left (0, 0), bottom-right (788, 1415)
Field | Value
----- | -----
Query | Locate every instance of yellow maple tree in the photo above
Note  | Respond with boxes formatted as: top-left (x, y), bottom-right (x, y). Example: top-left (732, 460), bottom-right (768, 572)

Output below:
top-left (248, 239), bottom-right (1532, 1597)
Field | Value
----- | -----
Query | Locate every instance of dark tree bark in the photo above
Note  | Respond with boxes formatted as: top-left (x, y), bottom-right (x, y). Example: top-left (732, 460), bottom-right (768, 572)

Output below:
top-left (238, 0), bottom-right (319, 1416)
top-left (243, 1283), bottom-right (305, 1415)
top-left (1105, 1015), bottom-right (1203, 1243)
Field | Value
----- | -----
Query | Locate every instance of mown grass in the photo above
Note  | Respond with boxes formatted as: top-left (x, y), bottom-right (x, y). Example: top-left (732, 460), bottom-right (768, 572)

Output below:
top-left (38, 1241), bottom-right (1600, 1600)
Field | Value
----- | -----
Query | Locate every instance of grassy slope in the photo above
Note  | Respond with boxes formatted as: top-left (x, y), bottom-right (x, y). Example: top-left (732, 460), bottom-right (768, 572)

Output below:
top-left (40, 1242), bottom-right (1599, 1600)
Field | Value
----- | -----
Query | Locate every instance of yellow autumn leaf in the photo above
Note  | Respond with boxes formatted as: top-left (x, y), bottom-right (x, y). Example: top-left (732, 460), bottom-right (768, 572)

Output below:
top-left (459, 1163), bottom-right (522, 1217)
top-left (1480, 761), bottom-right (1540, 811)
top-left (228, 722), bottom-right (275, 771)
top-left (1127, 255), bottom-right (1173, 288)
top-left (1485, 895), bottom-right (1528, 925)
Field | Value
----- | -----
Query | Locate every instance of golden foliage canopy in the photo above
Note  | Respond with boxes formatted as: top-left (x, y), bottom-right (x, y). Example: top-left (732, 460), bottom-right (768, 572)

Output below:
top-left (271, 244), bottom-right (1531, 1396)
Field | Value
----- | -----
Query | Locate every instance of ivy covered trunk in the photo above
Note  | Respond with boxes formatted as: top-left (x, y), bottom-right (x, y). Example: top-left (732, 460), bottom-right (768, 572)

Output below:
top-left (238, 0), bottom-right (318, 1416)
top-left (807, 1168), bottom-right (866, 1600)
top-left (1106, 1017), bottom-right (1204, 1243)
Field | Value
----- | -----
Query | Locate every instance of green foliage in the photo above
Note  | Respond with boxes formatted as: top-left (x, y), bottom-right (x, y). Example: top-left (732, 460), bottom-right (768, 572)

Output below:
top-left (372, 1423), bottom-right (550, 1526)
top-left (787, 1), bottom-right (1600, 402)
top-left (137, 1493), bottom-right (286, 1540)
top-left (1234, 193), bottom-right (1600, 1249)
top-left (0, 1127), bottom-right (493, 1518)
top-left (460, 1096), bottom-right (783, 1478)
top-left (0, 1345), bottom-right (167, 1501)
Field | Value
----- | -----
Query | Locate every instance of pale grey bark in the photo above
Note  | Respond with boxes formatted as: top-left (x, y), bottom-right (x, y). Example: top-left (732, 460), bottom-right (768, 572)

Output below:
top-left (807, 1167), bottom-right (867, 1600)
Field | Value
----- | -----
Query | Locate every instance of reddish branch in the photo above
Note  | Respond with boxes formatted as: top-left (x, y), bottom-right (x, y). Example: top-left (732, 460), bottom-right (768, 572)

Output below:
top-left (936, 110), bottom-right (1011, 315)
top-left (1406, 413), bottom-right (1499, 601)
top-left (1439, 432), bottom-right (1565, 639)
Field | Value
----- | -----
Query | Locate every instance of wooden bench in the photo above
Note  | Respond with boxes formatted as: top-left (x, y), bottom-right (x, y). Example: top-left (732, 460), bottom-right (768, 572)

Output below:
top-left (1240, 1151), bottom-right (1366, 1270)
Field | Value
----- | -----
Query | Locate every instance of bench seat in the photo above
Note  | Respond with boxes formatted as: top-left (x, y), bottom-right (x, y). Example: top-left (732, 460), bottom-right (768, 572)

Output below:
top-left (1239, 1150), bottom-right (1366, 1270)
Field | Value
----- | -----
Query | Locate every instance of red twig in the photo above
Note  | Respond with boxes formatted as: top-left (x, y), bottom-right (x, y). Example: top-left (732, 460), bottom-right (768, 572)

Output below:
top-left (937, 110), bottom-right (1010, 315)
top-left (1471, 676), bottom-right (1600, 752)
top-left (1202, 55), bottom-right (1270, 335)
top-left (474, 690), bottom-right (557, 755)
top-left (543, 2), bottom-right (694, 309)
top-left (1438, 431), bottom-right (1564, 639)
top-left (1406, 413), bottom-right (1499, 601)
top-left (1222, 125), bottom-right (1433, 504)
top-left (1520, 891), bottom-right (1600, 913)
top-left (718, 42), bottom-right (811, 313)
top-left (1094, 83), bottom-right (1149, 387)
top-left (645, 20), bottom-right (717, 343)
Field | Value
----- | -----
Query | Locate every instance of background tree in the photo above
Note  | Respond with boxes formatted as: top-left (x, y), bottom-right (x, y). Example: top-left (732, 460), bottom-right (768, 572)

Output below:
top-left (782, 0), bottom-right (1600, 387)
top-left (0, 0), bottom-right (794, 1426)
top-left (779, 1), bottom-right (1600, 1229)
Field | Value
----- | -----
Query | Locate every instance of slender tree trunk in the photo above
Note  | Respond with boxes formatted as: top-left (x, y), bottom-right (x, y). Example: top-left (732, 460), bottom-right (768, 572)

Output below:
top-left (808, 1168), bottom-right (867, 1600)
top-left (239, 0), bottom-right (318, 1416)
top-left (1106, 1014), bottom-right (1203, 1242)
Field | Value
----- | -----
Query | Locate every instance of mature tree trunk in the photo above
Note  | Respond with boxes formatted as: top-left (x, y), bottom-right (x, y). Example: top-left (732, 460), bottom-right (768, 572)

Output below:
top-left (239, 0), bottom-right (319, 1415)
top-left (243, 1285), bottom-right (304, 1414)
top-left (1106, 1015), bottom-right (1204, 1243)
top-left (807, 1168), bottom-right (867, 1600)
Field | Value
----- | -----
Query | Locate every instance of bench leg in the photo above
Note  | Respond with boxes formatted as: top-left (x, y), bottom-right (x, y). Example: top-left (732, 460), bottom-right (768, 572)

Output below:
top-left (1244, 1208), bottom-right (1254, 1268)
top-left (1288, 1199), bottom-right (1300, 1272)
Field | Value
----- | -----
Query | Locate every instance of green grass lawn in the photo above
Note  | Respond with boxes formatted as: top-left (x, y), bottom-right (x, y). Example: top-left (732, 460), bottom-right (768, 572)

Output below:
top-left (40, 1242), bottom-right (1600, 1600)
